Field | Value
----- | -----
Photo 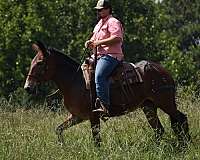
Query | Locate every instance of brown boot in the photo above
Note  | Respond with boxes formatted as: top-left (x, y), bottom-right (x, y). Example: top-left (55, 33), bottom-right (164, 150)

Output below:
top-left (92, 98), bottom-right (109, 116)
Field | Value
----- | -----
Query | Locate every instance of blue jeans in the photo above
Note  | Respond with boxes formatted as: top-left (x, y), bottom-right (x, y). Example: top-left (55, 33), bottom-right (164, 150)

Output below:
top-left (95, 55), bottom-right (119, 105)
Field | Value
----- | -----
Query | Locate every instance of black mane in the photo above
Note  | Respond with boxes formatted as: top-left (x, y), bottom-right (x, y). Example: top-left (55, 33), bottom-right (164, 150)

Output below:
top-left (47, 47), bottom-right (80, 69)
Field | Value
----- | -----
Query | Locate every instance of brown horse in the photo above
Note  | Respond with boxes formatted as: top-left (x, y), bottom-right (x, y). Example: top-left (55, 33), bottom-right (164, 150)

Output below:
top-left (24, 41), bottom-right (190, 146)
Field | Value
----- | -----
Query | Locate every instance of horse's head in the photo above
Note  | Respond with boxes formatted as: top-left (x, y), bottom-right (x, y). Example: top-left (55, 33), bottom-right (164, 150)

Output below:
top-left (24, 41), bottom-right (55, 94)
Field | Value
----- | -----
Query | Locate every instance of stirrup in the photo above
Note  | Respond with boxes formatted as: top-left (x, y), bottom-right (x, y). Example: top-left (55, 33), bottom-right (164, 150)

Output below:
top-left (92, 98), bottom-right (109, 116)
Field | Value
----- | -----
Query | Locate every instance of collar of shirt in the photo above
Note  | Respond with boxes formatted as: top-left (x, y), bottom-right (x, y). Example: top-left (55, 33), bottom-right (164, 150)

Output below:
top-left (101, 15), bottom-right (112, 23)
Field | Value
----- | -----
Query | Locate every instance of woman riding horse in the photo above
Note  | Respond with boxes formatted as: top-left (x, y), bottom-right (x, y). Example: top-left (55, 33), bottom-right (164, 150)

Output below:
top-left (85, 0), bottom-right (124, 116)
top-left (24, 41), bottom-right (191, 147)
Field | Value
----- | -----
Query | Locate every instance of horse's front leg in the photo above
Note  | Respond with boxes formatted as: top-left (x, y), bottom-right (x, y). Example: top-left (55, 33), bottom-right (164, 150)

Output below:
top-left (55, 114), bottom-right (83, 145)
top-left (90, 113), bottom-right (101, 147)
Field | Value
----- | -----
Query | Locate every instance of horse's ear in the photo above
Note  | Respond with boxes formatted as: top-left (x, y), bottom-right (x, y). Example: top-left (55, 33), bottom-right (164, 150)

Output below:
top-left (32, 41), bottom-right (48, 57)
top-left (32, 43), bottom-right (41, 52)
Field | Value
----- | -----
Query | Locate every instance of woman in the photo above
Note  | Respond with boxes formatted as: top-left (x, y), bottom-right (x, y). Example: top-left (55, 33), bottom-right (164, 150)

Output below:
top-left (85, 0), bottom-right (124, 115)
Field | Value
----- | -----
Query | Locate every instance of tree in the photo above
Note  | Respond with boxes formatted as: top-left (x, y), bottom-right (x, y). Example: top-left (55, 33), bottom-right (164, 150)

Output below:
top-left (0, 0), bottom-right (199, 97)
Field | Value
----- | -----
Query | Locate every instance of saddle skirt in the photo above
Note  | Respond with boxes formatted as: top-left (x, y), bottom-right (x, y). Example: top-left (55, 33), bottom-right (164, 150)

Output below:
top-left (81, 58), bottom-right (144, 90)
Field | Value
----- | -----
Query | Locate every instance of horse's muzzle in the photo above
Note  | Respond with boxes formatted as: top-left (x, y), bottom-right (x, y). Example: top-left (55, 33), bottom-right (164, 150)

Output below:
top-left (24, 86), bottom-right (37, 95)
top-left (24, 78), bottom-right (38, 94)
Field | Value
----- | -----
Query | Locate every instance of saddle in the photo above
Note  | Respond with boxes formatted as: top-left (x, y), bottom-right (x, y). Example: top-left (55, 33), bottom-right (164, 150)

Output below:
top-left (110, 62), bottom-right (143, 86)
top-left (81, 58), bottom-right (143, 90)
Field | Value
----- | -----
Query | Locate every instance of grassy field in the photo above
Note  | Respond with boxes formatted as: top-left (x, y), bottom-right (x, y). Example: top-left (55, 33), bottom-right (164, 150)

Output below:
top-left (0, 89), bottom-right (200, 160)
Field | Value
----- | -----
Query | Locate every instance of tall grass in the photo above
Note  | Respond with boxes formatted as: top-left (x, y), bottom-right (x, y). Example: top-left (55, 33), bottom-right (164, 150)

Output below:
top-left (0, 88), bottom-right (199, 160)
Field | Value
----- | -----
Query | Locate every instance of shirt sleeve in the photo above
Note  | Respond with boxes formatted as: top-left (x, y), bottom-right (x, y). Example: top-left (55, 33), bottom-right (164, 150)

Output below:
top-left (108, 18), bottom-right (123, 39)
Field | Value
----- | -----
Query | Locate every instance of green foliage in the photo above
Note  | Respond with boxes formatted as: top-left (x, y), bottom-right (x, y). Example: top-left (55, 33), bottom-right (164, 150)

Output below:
top-left (162, 47), bottom-right (198, 85)
top-left (0, 0), bottom-right (200, 97)
top-left (159, 0), bottom-right (200, 85)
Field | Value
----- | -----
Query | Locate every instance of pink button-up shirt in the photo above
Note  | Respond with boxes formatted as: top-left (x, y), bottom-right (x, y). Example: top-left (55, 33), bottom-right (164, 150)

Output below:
top-left (90, 15), bottom-right (124, 61)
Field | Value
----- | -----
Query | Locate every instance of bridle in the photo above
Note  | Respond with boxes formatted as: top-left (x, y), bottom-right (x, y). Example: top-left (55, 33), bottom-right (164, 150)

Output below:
top-left (27, 48), bottom-right (90, 85)
top-left (27, 59), bottom-right (48, 83)
top-left (27, 74), bottom-right (44, 83)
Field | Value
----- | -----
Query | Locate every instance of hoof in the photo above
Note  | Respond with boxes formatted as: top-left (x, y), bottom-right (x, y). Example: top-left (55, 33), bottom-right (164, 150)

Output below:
top-left (100, 115), bottom-right (109, 122)
top-left (57, 140), bottom-right (65, 147)
top-left (55, 126), bottom-right (65, 146)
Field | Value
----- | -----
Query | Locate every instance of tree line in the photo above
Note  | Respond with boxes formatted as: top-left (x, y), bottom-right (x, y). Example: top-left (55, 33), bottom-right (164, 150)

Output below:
top-left (0, 0), bottom-right (199, 97)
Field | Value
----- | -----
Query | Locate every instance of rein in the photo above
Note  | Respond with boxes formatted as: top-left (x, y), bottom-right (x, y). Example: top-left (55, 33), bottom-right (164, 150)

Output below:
top-left (71, 48), bottom-right (91, 82)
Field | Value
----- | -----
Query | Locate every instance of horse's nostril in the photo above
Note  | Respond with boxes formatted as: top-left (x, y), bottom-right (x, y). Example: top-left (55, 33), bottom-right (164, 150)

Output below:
top-left (24, 86), bottom-right (31, 94)
top-left (24, 86), bottom-right (37, 95)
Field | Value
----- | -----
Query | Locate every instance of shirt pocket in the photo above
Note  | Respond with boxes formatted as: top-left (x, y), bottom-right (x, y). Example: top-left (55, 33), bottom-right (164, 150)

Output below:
top-left (99, 25), bottom-right (109, 40)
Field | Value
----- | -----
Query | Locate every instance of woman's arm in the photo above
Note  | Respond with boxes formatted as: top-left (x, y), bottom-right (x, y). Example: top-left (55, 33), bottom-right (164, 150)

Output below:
top-left (91, 36), bottom-right (122, 48)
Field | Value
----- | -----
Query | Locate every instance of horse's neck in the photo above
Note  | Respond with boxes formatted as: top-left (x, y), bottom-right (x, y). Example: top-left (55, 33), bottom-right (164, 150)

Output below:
top-left (53, 66), bottom-right (85, 95)
top-left (49, 52), bottom-right (88, 106)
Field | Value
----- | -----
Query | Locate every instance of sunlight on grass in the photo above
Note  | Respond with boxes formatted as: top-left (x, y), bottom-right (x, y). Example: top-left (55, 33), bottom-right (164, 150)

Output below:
top-left (0, 90), bottom-right (200, 160)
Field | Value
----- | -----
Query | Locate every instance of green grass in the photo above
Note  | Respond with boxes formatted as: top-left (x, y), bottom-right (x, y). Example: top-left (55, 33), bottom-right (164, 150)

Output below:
top-left (0, 90), bottom-right (200, 160)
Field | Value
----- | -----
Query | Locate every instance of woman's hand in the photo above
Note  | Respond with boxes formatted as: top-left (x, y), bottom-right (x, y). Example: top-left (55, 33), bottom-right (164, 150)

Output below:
top-left (85, 40), bottom-right (94, 49)
top-left (85, 36), bottom-right (121, 49)
top-left (91, 41), bottom-right (101, 48)
top-left (90, 36), bottom-right (121, 48)
top-left (85, 40), bottom-right (102, 49)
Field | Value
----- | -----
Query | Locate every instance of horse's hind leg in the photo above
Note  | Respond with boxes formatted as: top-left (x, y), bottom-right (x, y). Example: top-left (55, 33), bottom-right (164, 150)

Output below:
top-left (170, 111), bottom-right (191, 144)
top-left (55, 114), bottom-right (83, 145)
top-left (143, 100), bottom-right (164, 143)
top-left (157, 92), bottom-right (191, 145)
